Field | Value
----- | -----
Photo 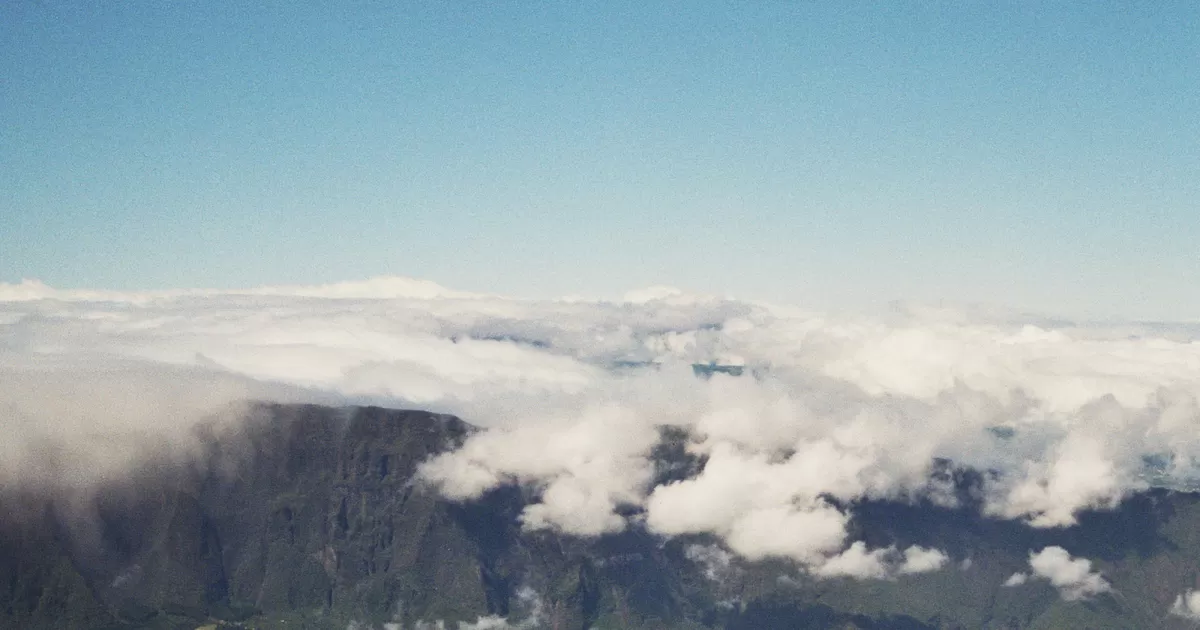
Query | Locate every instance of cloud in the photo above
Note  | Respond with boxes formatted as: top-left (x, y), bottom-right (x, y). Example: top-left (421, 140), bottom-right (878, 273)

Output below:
top-left (1003, 573), bottom-right (1027, 587)
top-left (899, 546), bottom-right (949, 574)
top-left (1026, 546), bottom-right (1111, 601)
top-left (685, 544), bottom-right (736, 582)
top-left (0, 361), bottom-right (304, 488)
top-left (457, 618), bottom-right (511, 630)
top-left (810, 543), bottom-right (949, 580)
top-left (814, 542), bottom-right (893, 580)
top-left (994, 432), bottom-right (1128, 527)
top-left (725, 504), bottom-right (851, 566)
top-left (1170, 590), bottom-right (1200, 620)
top-left (396, 585), bottom-right (544, 630)
top-left (419, 405), bottom-right (659, 536)
top-left (3, 276), bottom-right (1200, 579)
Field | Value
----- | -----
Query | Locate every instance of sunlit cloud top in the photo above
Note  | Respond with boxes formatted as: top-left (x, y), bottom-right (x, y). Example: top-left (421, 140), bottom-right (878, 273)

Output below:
top-left (3, 276), bottom-right (1200, 578)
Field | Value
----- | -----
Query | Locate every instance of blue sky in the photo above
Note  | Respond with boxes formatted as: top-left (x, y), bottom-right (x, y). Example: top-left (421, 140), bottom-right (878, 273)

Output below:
top-left (2, 2), bottom-right (1197, 318)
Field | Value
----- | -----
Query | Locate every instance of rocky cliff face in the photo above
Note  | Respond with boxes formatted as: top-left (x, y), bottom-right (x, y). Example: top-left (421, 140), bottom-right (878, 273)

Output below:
top-left (4, 403), bottom-right (1200, 629)
top-left (1, 404), bottom-right (486, 629)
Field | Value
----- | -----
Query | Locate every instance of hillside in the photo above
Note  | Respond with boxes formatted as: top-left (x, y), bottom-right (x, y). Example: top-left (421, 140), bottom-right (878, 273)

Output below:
top-left (3, 403), bottom-right (1200, 629)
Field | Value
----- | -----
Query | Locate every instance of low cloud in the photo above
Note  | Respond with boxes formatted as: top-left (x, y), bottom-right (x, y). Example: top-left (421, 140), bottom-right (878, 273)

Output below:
top-left (1026, 546), bottom-right (1111, 601)
top-left (0, 361), bottom-right (306, 489)
top-left (403, 585), bottom-right (543, 630)
top-left (814, 542), bottom-right (892, 580)
top-left (813, 543), bottom-right (949, 580)
top-left (2, 276), bottom-right (1200, 579)
top-left (1003, 572), bottom-right (1027, 587)
top-left (1170, 590), bottom-right (1200, 620)
top-left (899, 546), bottom-right (949, 574)
top-left (420, 404), bottom-right (659, 536)
top-left (685, 544), bottom-right (737, 582)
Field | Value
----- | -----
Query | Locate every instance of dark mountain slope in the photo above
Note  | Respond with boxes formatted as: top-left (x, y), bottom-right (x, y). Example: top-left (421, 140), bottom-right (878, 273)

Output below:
top-left (2, 403), bottom-right (1200, 629)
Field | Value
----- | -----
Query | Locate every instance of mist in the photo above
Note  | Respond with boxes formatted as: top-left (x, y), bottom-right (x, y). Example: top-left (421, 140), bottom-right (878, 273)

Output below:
top-left (2, 276), bottom-right (1199, 583)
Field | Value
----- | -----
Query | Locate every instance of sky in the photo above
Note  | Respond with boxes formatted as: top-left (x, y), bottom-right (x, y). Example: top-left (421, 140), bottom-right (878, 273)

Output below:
top-left (2, 1), bottom-right (1198, 319)
top-left (4, 4), bottom-right (1200, 610)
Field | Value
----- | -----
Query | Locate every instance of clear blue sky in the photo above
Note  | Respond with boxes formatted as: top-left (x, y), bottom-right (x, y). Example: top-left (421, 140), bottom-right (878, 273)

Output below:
top-left (2, 2), bottom-right (1197, 318)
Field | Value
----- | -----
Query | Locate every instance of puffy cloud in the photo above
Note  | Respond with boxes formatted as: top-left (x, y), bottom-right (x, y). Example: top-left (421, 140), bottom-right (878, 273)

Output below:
top-left (1003, 573), bottom-right (1028, 587)
top-left (898, 546), bottom-right (949, 575)
top-left (811, 543), bottom-right (949, 580)
top-left (814, 542), bottom-right (892, 580)
top-left (725, 504), bottom-right (850, 565)
top-left (419, 405), bottom-right (658, 535)
top-left (3, 276), bottom-right (1200, 578)
top-left (1027, 547), bottom-right (1111, 601)
top-left (1170, 590), bottom-right (1200, 620)
top-left (642, 440), bottom-right (864, 566)
top-left (992, 432), bottom-right (1130, 527)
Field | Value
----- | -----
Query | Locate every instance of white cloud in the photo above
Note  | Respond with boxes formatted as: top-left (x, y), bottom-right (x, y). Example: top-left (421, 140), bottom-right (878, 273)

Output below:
top-left (419, 405), bottom-right (658, 536)
top-left (726, 504), bottom-right (851, 565)
top-left (814, 542), bottom-right (893, 580)
top-left (1170, 589), bottom-right (1200, 620)
top-left (994, 432), bottom-right (1129, 527)
top-left (457, 617), bottom-right (513, 630)
top-left (444, 585), bottom-right (544, 629)
top-left (1026, 546), bottom-right (1111, 601)
top-left (642, 439), bottom-right (867, 567)
top-left (1003, 573), bottom-right (1027, 587)
top-left (899, 546), bottom-right (949, 574)
top-left (3, 276), bottom-right (1200, 579)
top-left (0, 361), bottom-right (302, 488)
top-left (810, 543), bottom-right (949, 580)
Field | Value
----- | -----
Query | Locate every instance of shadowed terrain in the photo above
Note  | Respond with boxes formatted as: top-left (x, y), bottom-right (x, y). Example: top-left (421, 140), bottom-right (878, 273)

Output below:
top-left (4, 403), bottom-right (1200, 629)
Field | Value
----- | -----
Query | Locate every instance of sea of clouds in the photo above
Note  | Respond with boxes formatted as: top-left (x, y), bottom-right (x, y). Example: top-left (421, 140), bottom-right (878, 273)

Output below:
top-left (3, 275), bottom-right (1200, 586)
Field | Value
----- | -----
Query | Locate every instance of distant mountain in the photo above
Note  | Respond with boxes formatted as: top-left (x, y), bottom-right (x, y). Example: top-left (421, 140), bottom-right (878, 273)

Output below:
top-left (4, 403), bottom-right (1200, 629)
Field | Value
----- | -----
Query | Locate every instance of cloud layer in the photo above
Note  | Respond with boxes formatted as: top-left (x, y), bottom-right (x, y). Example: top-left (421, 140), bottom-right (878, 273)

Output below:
top-left (1004, 546), bottom-right (1111, 601)
top-left (3, 276), bottom-right (1200, 578)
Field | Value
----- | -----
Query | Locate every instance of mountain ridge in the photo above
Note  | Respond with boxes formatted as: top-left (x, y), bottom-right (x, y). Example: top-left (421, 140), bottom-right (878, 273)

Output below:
top-left (3, 402), bottom-right (1199, 629)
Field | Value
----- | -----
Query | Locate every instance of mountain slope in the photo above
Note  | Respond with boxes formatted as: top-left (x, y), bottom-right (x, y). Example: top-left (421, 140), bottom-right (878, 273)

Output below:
top-left (3, 403), bottom-right (1200, 629)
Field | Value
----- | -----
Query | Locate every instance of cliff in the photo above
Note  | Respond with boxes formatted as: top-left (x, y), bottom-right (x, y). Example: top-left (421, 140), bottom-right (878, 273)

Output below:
top-left (3, 403), bottom-right (1200, 629)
